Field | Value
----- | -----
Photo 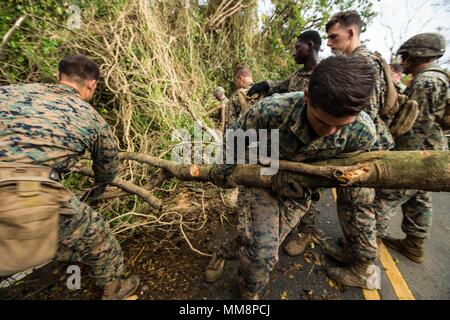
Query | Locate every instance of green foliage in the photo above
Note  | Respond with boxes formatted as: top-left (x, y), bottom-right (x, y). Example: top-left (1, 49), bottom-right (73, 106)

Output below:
top-left (0, 0), bottom-right (375, 233)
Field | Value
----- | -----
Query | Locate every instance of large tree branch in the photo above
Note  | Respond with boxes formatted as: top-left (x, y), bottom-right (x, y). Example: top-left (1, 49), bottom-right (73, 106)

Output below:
top-left (119, 151), bottom-right (450, 192)
top-left (70, 167), bottom-right (163, 210)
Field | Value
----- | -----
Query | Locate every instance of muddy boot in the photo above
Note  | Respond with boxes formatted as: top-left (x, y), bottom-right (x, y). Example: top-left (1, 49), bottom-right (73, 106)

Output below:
top-left (205, 254), bottom-right (225, 282)
top-left (382, 235), bottom-right (424, 264)
top-left (102, 275), bottom-right (140, 300)
top-left (284, 232), bottom-right (313, 257)
top-left (321, 242), bottom-right (352, 264)
top-left (239, 283), bottom-right (260, 300)
top-left (327, 262), bottom-right (380, 290)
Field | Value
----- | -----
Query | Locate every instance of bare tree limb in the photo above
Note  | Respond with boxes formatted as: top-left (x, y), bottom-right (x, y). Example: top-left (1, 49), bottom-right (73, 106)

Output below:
top-left (70, 167), bottom-right (163, 210)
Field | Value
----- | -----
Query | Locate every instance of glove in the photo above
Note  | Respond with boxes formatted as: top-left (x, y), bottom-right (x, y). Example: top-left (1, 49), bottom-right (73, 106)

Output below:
top-left (271, 171), bottom-right (311, 199)
top-left (210, 163), bottom-right (236, 189)
top-left (247, 81), bottom-right (270, 97)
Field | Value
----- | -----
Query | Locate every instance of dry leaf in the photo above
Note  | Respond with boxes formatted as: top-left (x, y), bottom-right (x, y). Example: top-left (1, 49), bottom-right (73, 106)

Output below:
top-left (125, 295), bottom-right (139, 300)
top-left (280, 291), bottom-right (289, 300)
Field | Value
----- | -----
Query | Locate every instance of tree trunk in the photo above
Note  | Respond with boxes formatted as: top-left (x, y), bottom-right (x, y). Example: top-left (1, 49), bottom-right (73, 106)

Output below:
top-left (120, 150), bottom-right (450, 192)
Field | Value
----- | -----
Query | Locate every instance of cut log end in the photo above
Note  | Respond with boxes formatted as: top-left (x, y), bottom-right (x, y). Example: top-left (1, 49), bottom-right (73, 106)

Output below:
top-left (189, 165), bottom-right (201, 177)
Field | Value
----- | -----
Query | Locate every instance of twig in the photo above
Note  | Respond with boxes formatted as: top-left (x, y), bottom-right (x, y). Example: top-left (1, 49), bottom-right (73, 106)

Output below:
top-left (0, 15), bottom-right (27, 59)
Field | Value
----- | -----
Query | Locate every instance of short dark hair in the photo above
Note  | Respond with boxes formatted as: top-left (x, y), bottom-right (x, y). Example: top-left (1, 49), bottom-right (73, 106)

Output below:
top-left (58, 54), bottom-right (100, 84)
top-left (325, 10), bottom-right (363, 34)
top-left (234, 64), bottom-right (252, 79)
top-left (308, 55), bottom-right (376, 117)
top-left (297, 30), bottom-right (322, 52)
top-left (390, 63), bottom-right (403, 73)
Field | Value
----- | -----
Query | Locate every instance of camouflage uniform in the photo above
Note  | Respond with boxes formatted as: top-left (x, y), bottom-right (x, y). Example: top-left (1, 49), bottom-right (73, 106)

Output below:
top-left (265, 68), bottom-right (319, 231)
top-left (375, 65), bottom-right (449, 239)
top-left (395, 81), bottom-right (407, 94)
top-left (0, 83), bottom-right (123, 284)
top-left (225, 84), bottom-right (253, 129)
top-left (266, 68), bottom-right (311, 96)
top-left (351, 45), bottom-right (395, 151)
top-left (216, 92), bottom-right (377, 293)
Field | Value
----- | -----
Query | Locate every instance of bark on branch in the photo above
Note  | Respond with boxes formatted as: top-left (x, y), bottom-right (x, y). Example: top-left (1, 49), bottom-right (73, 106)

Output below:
top-left (71, 167), bottom-right (163, 210)
top-left (119, 151), bottom-right (450, 192)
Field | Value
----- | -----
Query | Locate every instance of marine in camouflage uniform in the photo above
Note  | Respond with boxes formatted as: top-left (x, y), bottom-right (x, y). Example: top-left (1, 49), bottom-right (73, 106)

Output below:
top-left (225, 83), bottom-right (254, 129)
top-left (0, 83), bottom-right (123, 282)
top-left (247, 31), bottom-right (322, 257)
top-left (374, 33), bottom-right (449, 263)
top-left (207, 56), bottom-right (379, 297)
top-left (325, 12), bottom-right (395, 277)
top-left (0, 55), bottom-right (139, 299)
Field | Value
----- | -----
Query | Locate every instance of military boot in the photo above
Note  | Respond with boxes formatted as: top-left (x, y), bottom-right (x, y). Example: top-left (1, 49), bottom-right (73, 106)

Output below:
top-left (205, 254), bottom-right (225, 282)
top-left (239, 283), bottom-right (260, 300)
top-left (102, 275), bottom-right (140, 300)
top-left (382, 235), bottom-right (424, 263)
top-left (321, 242), bottom-right (352, 264)
top-left (284, 232), bottom-right (313, 257)
top-left (327, 261), bottom-right (380, 290)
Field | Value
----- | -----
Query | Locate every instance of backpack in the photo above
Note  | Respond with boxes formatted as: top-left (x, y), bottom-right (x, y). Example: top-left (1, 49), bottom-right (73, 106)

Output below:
top-left (374, 52), bottom-right (399, 119)
top-left (0, 162), bottom-right (72, 276)
top-left (418, 68), bottom-right (450, 130)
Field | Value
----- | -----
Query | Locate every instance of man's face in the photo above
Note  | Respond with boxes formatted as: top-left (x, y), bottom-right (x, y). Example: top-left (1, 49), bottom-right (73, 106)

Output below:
top-left (234, 75), bottom-right (253, 89)
top-left (293, 39), bottom-right (310, 64)
top-left (327, 23), bottom-right (352, 55)
top-left (400, 54), bottom-right (413, 75)
top-left (306, 100), bottom-right (358, 137)
top-left (391, 70), bottom-right (403, 84)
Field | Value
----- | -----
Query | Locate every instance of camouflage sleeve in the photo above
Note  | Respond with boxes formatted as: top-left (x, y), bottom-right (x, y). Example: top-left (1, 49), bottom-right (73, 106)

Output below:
top-left (225, 92), bottom-right (242, 128)
top-left (267, 78), bottom-right (291, 95)
top-left (91, 123), bottom-right (119, 185)
top-left (409, 76), bottom-right (447, 133)
top-left (344, 112), bottom-right (378, 153)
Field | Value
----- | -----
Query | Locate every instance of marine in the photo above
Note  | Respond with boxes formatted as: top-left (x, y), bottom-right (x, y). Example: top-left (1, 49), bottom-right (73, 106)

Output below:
top-left (0, 54), bottom-right (139, 299)
top-left (374, 33), bottom-right (449, 263)
top-left (206, 55), bottom-right (379, 299)
top-left (247, 30), bottom-right (323, 258)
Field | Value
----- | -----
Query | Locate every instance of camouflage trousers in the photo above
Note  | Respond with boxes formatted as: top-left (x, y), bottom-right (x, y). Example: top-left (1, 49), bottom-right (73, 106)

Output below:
top-left (56, 195), bottom-right (124, 285)
top-left (336, 187), bottom-right (378, 262)
top-left (217, 186), bottom-right (311, 294)
top-left (374, 188), bottom-right (432, 239)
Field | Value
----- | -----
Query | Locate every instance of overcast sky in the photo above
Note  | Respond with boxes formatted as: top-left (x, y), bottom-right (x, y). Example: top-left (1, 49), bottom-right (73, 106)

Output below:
top-left (259, 0), bottom-right (450, 67)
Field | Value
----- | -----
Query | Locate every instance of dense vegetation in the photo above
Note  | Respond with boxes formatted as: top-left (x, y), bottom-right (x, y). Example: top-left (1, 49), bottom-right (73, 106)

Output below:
top-left (0, 0), bottom-right (374, 239)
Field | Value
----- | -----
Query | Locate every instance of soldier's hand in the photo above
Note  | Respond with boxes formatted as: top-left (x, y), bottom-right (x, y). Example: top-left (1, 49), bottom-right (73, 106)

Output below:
top-left (210, 163), bottom-right (236, 189)
top-left (247, 81), bottom-right (270, 97)
top-left (271, 171), bottom-right (309, 198)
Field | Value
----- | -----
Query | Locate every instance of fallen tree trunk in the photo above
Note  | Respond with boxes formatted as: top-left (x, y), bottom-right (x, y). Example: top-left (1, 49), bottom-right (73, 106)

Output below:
top-left (119, 150), bottom-right (450, 192)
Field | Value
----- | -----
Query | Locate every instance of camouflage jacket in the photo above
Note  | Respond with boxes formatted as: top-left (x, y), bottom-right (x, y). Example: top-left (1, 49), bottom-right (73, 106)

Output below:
top-left (228, 92), bottom-right (377, 162)
top-left (351, 45), bottom-right (395, 151)
top-left (394, 64), bottom-right (449, 151)
top-left (225, 83), bottom-right (253, 129)
top-left (267, 68), bottom-right (311, 96)
top-left (0, 83), bottom-right (119, 184)
top-left (395, 81), bottom-right (407, 94)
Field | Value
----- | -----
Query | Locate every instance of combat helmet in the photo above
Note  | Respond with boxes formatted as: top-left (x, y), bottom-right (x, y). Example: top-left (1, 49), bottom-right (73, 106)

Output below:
top-left (397, 33), bottom-right (446, 59)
